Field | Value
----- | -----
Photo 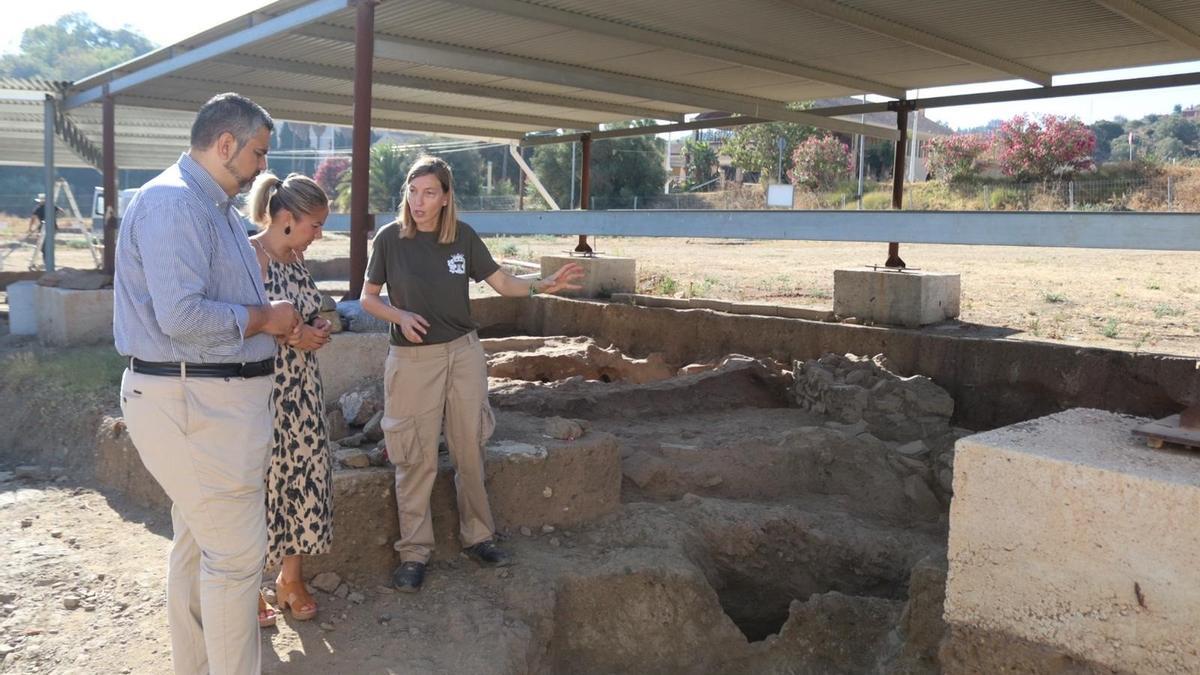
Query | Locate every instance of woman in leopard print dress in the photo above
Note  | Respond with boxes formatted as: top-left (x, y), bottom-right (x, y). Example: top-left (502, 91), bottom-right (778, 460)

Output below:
top-left (247, 172), bottom-right (333, 624)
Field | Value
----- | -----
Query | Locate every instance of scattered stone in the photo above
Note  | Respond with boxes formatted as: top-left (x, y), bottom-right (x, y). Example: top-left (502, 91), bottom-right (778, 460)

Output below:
top-left (325, 408), bottom-right (350, 443)
top-left (543, 417), bottom-right (585, 441)
top-left (309, 572), bottom-right (342, 594)
top-left (793, 353), bottom-right (953, 442)
top-left (519, 526), bottom-right (533, 537)
top-left (904, 475), bottom-right (942, 516)
top-left (542, 487), bottom-right (554, 498)
top-left (938, 469), bottom-right (954, 494)
top-left (701, 475), bottom-right (724, 488)
top-left (409, 627), bottom-right (421, 636)
top-left (366, 445), bottom-right (389, 467)
top-left (19, 518), bottom-right (32, 528)
top-left (347, 592), bottom-right (365, 605)
top-left (377, 614), bottom-right (392, 624)
top-left (82, 603), bottom-right (96, 612)
top-left (50, 531), bottom-right (62, 539)
top-left (319, 622), bottom-right (335, 632)
top-left (335, 448), bottom-right (371, 469)
top-left (363, 410), bottom-right (385, 443)
top-left (340, 385), bottom-right (382, 426)
top-left (374, 535), bottom-right (390, 547)
top-left (14, 466), bottom-right (49, 481)
top-left (549, 537), bottom-right (560, 547)
top-left (334, 583), bottom-right (350, 599)
top-left (0, 592), bottom-right (16, 603)
top-left (895, 440), bottom-right (930, 458)
top-left (497, 570), bottom-right (511, 579)
top-left (541, 525), bottom-right (555, 534)
top-left (0, 644), bottom-right (16, 656)
top-left (339, 433), bottom-right (366, 448)
top-left (62, 596), bottom-right (80, 610)
top-left (38, 268), bottom-right (113, 290)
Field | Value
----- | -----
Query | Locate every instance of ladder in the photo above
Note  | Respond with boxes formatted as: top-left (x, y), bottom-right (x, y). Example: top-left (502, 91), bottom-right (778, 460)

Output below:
top-left (28, 179), bottom-right (101, 271)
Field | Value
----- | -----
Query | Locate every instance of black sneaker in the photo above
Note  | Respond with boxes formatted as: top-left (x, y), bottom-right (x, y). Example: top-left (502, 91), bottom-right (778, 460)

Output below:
top-left (392, 561), bottom-right (426, 593)
top-left (463, 540), bottom-right (513, 567)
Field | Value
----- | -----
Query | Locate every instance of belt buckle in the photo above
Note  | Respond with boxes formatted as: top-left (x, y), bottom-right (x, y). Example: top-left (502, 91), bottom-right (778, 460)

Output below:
top-left (237, 362), bottom-right (252, 378)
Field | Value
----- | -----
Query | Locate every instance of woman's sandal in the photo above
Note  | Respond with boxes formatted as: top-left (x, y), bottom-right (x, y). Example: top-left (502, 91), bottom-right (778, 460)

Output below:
top-left (258, 591), bottom-right (279, 628)
top-left (275, 577), bottom-right (318, 621)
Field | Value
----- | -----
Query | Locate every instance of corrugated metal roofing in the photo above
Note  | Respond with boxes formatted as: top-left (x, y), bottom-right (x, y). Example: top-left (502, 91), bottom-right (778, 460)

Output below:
top-left (5, 0), bottom-right (1200, 169)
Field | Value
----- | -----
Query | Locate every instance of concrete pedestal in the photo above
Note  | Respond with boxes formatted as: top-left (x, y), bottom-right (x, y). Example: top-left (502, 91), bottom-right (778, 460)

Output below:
top-left (7, 281), bottom-right (38, 335)
top-left (541, 255), bottom-right (635, 298)
top-left (36, 285), bottom-right (113, 346)
top-left (945, 408), bottom-right (1200, 673)
top-left (833, 268), bottom-right (959, 327)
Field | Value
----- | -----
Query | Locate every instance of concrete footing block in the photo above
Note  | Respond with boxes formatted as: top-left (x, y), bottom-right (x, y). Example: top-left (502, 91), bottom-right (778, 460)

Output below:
top-left (945, 408), bottom-right (1200, 673)
top-left (36, 285), bottom-right (113, 346)
top-left (833, 268), bottom-right (959, 327)
top-left (541, 255), bottom-right (635, 298)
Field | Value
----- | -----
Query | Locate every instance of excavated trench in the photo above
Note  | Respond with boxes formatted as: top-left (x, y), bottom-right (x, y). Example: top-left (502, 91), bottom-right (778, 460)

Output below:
top-left (471, 336), bottom-right (955, 672)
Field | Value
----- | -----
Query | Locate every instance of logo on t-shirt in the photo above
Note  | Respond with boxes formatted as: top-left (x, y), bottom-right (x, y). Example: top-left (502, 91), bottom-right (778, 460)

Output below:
top-left (447, 253), bottom-right (467, 275)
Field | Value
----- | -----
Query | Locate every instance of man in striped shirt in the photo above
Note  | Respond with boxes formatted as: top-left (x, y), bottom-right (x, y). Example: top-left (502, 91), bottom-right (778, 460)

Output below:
top-left (114, 93), bottom-right (299, 675)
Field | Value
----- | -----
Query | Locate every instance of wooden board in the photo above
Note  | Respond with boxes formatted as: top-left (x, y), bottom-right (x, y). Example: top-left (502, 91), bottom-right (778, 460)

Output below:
top-left (1132, 414), bottom-right (1200, 451)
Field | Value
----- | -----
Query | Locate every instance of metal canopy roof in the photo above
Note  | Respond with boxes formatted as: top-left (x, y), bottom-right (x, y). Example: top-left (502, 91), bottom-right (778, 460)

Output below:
top-left (59, 0), bottom-right (1200, 144)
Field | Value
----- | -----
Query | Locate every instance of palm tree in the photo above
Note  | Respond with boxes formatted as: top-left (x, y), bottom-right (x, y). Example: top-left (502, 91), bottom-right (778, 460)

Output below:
top-left (335, 141), bottom-right (416, 214)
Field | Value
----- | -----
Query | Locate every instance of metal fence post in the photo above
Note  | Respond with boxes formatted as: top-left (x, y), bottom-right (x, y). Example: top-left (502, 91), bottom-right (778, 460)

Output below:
top-left (1069, 181), bottom-right (1074, 210)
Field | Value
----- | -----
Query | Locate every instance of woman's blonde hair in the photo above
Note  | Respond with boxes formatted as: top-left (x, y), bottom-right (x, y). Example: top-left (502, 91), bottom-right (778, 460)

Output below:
top-left (247, 171), bottom-right (329, 230)
top-left (399, 155), bottom-right (459, 244)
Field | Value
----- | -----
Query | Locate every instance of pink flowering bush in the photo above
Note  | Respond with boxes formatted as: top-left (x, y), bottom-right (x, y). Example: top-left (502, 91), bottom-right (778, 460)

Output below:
top-left (995, 115), bottom-right (1096, 181)
top-left (926, 133), bottom-right (990, 183)
top-left (788, 134), bottom-right (854, 191)
top-left (313, 156), bottom-right (351, 196)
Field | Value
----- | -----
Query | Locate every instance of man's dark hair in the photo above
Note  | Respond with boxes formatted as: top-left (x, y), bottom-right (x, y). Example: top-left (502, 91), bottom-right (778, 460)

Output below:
top-left (190, 92), bottom-right (274, 150)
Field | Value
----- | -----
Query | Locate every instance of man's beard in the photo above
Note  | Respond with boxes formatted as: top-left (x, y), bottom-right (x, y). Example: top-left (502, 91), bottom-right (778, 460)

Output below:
top-left (224, 159), bottom-right (257, 192)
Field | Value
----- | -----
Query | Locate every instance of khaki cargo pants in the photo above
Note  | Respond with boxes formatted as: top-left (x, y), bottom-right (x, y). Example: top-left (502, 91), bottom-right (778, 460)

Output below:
top-left (383, 331), bottom-right (496, 563)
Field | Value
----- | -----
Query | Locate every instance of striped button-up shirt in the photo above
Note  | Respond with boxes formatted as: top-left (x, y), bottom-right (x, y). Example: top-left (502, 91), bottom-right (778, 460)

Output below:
top-left (113, 153), bottom-right (275, 363)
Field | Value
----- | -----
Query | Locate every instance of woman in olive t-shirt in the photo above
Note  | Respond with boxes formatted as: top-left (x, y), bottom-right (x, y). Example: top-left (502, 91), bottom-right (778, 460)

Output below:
top-left (360, 155), bottom-right (583, 593)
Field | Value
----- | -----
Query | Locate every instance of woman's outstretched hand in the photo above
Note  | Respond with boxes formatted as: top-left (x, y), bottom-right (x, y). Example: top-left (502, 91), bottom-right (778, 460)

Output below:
top-left (540, 262), bottom-right (585, 295)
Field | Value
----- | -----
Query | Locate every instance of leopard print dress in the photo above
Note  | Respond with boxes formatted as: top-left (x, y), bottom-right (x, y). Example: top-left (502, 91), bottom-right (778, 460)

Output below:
top-left (263, 255), bottom-right (332, 568)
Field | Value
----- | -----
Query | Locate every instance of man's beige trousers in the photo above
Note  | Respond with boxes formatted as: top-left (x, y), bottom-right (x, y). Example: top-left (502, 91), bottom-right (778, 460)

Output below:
top-left (120, 368), bottom-right (273, 675)
top-left (382, 332), bottom-right (497, 563)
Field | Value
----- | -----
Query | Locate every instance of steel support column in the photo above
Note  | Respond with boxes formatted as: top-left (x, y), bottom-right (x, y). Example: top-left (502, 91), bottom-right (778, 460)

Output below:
top-left (103, 94), bottom-right (117, 274)
top-left (887, 103), bottom-right (913, 269)
top-left (575, 133), bottom-right (592, 254)
top-left (347, 0), bottom-right (377, 300)
top-left (42, 95), bottom-right (56, 272)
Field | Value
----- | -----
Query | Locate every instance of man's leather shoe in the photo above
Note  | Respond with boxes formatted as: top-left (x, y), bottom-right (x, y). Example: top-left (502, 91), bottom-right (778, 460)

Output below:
top-left (463, 540), bottom-right (512, 567)
top-left (392, 561), bottom-right (426, 593)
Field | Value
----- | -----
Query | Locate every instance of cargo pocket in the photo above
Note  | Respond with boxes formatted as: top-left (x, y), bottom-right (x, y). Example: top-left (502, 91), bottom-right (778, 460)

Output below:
top-left (381, 416), bottom-right (420, 467)
top-left (479, 403), bottom-right (496, 446)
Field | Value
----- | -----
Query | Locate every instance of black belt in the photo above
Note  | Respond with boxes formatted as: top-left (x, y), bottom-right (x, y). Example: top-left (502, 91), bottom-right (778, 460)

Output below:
top-left (130, 357), bottom-right (274, 379)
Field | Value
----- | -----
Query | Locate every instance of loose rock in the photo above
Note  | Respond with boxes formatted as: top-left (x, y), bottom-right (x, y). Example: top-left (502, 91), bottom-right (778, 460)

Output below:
top-left (309, 572), bottom-right (342, 594)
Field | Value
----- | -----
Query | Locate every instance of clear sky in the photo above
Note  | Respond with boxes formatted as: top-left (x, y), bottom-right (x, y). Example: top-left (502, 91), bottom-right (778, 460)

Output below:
top-left (5, 2), bottom-right (1200, 132)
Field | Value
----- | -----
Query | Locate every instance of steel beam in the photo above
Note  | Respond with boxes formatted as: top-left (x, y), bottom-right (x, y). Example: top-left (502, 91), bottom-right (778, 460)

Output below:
top-left (216, 54), bottom-right (685, 122)
top-left (159, 77), bottom-right (598, 131)
top-left (780, 0), bottom-right (1052, 86)
top-left (451, 210), bottom-right (1200, 251)
top-left (804, 71), bottom-right (1200, 118)
top-left (65, 0), bottom-right (350, 109)
top-left (1091, 0), bottom-right (1200, 53)
top-left (103, 95), bottom-right (116, 274)
top-left (295, 25), bottom-right (904, 139)
top-left (448, 0), bottom-right (904, 98)
top-left (42, 95), bottom-right (56, 271)
top-left (115, 95), bottom-right (527, 140)
top-left (348, 0), bottom-right (375, 301)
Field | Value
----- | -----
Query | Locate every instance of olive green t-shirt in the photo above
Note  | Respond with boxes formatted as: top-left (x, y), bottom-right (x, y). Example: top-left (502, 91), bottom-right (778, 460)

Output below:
top-left (365, 221), bottom-right (500, 346)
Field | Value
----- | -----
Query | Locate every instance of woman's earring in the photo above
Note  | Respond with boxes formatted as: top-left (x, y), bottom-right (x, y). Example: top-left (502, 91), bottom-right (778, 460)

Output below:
top-left (284, 226), bottom-right (292, 235)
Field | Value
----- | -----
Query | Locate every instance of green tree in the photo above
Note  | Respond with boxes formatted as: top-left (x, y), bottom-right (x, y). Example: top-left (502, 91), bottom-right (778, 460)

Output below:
top-left (1090, 120), bottom-right (1126, 163)
top-left (722, 121), bottom-right (816, 183)
top-left (682, 138), bottom-right (719, 190)
top-left (334, 139), bottom-right (486, 214)
top-left (0, 13), bottom-right (155, 80)
top-left (529, 122), bottom-right (667, 209)
top-left (335, 141), bottom-right (417, 214)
